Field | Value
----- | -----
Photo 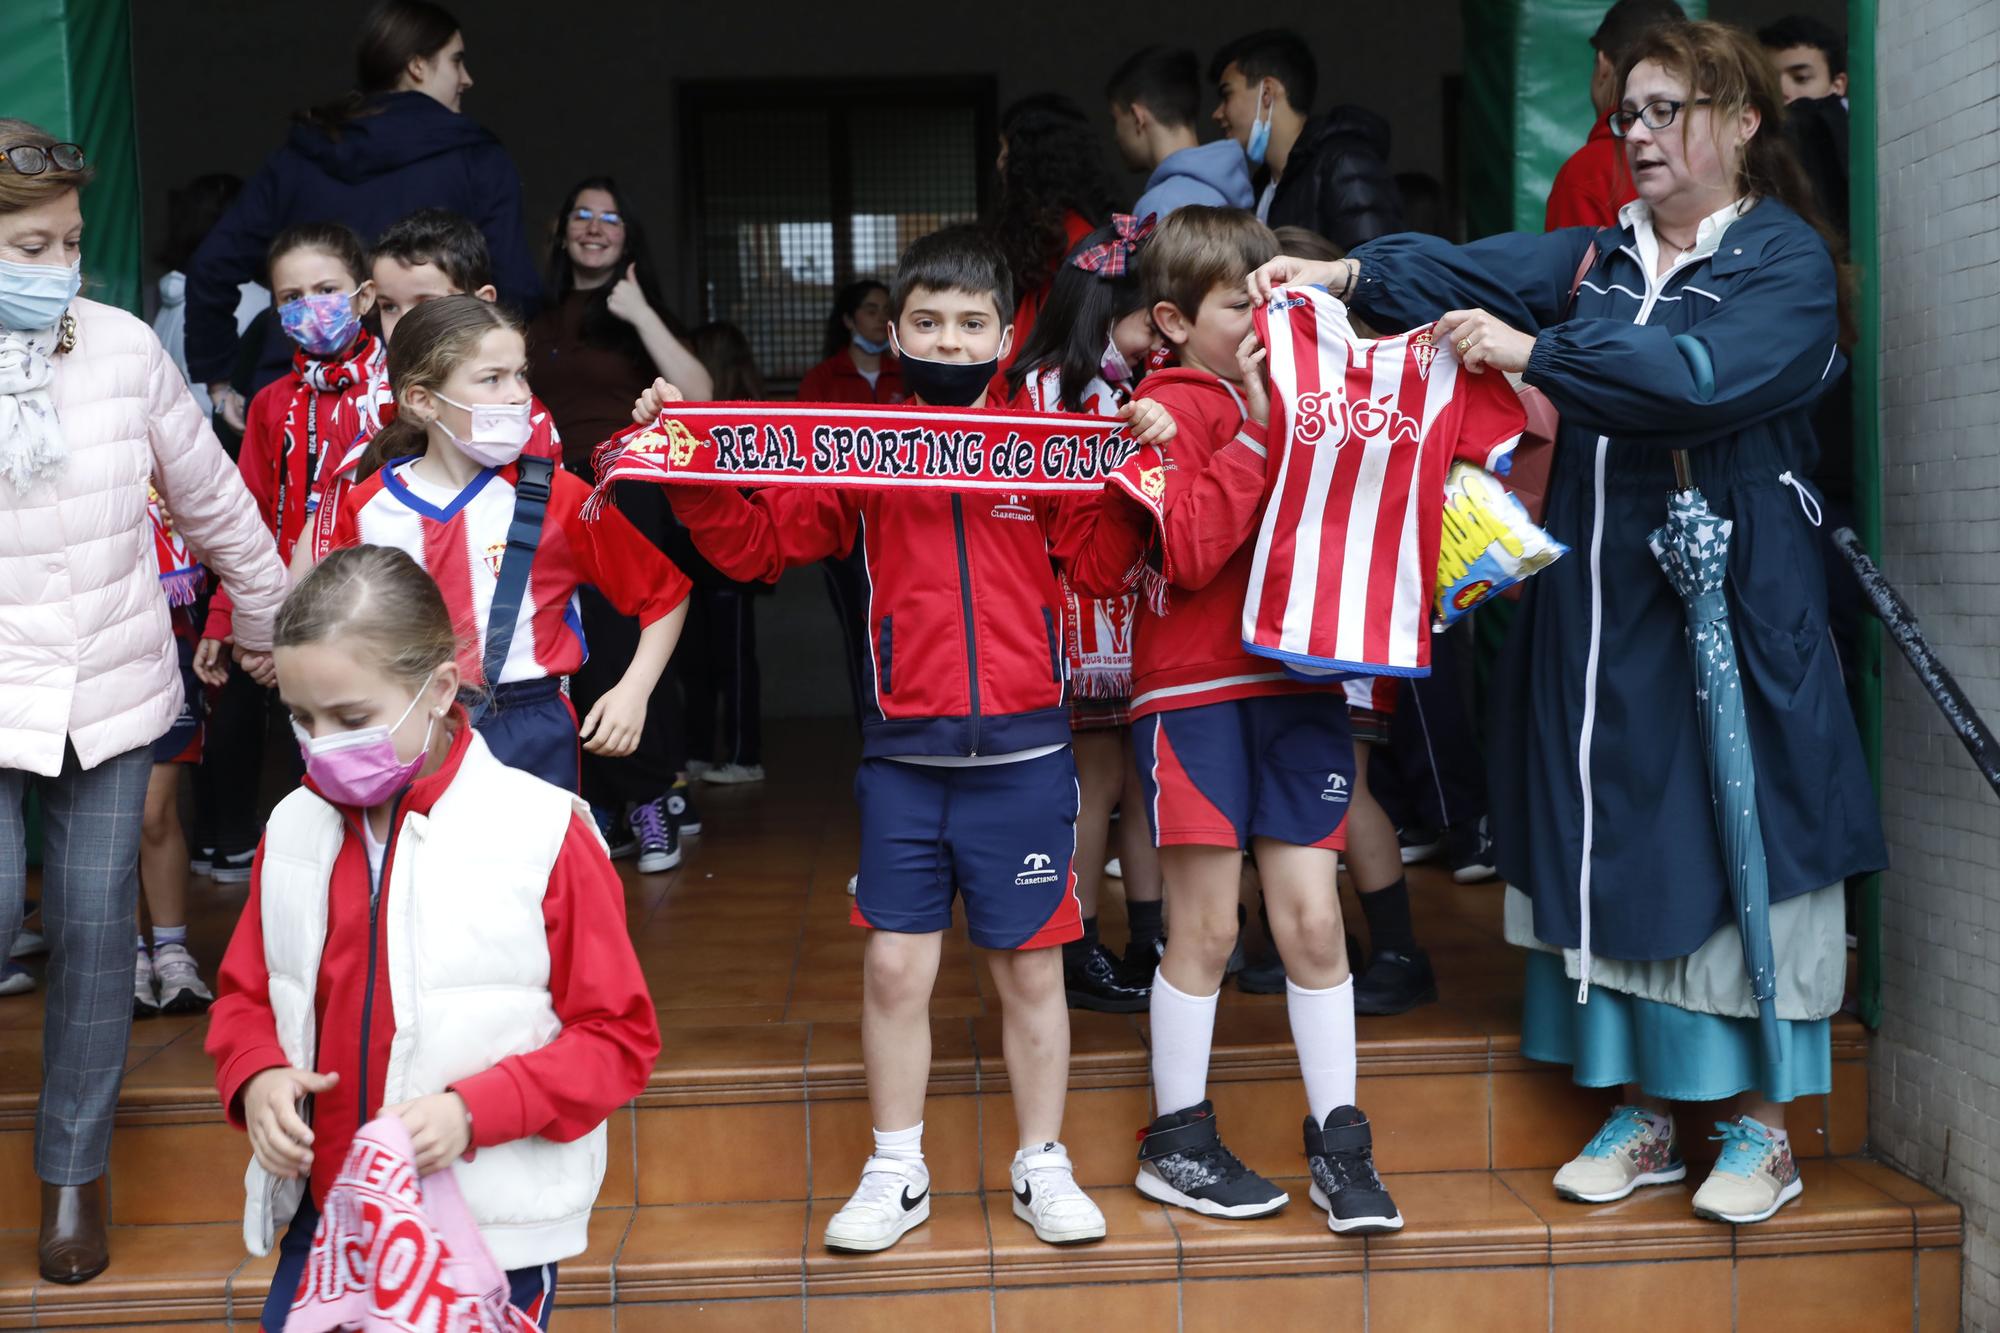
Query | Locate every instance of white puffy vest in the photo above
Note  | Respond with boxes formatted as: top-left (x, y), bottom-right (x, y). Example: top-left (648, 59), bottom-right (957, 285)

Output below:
top-left (241, 731), bottom-right (607, 1271)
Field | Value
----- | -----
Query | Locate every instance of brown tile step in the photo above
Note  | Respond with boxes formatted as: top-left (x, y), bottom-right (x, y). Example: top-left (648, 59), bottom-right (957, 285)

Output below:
top-left (0, 1003), bottom-right (1872, 1119)
top-left (0, 1042), bottom-right (1871, 1217)
top-left (17, 1160), bottom-right (1942, 1331)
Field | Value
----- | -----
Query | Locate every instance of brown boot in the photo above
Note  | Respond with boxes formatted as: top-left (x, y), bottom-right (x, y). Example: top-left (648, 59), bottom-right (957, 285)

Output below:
top-left (38, 1179), bottom-right (109, 1284)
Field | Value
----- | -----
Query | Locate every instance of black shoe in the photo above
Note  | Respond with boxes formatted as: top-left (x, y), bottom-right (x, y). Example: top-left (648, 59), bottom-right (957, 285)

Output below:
top-left (1236, 944), bottom-right (1286, 994)
top-left (209, 848), bottom-right (255, 885)
top-left (1398, 824), bottom-right (1444, 865)
top-left (667, 780), bottom-right (703, 837)
top-left (1065, 941), bottom-right (1151, 1013)
top-left (1305, 1106), bottom-right (1403, 1233)
top-left (1134, 1101), bottom-right (1289, 1218)
top-left (629, 798), bottom-right (682, 874)
top-left (594, 805), bottom-right (638, 860)
top-left (1352, 947), bottom-right (1438, 1016)
top-left (1444, 818), bottom-right (1497, 883)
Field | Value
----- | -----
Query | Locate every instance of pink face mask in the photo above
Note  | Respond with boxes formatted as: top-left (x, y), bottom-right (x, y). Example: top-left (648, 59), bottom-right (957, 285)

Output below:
top-left (291, 676), bottom-right (438, 807)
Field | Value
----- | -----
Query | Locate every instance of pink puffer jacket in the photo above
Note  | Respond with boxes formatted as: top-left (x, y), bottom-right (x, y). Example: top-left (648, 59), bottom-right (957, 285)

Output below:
top-left (0, 298), bottom-right (289, 777)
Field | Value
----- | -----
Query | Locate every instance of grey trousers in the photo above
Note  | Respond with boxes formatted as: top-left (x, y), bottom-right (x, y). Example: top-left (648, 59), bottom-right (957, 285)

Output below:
top-left (0, 742), bottom-right (151, 1184)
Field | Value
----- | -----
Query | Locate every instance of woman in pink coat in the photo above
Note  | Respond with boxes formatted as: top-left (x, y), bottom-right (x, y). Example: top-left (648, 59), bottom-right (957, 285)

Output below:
top-left (0, 118), bottom-right (289, 1284)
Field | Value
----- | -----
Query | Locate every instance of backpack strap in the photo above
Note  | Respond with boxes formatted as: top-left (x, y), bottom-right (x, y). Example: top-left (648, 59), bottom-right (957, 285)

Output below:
top-left (473, 456), bottom-right (554, 717)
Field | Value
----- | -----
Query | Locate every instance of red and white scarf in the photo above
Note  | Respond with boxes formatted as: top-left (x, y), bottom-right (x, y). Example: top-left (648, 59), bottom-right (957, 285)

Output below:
top-left (588, 401), bottom-right (1155, 516)
top-left (147, 483), bottom-right (204, 608)
top-left (275, 332), bottom-right (381, 558)
top-left (286, 1115), bottom-right (540, 1333)
top-left (1061, 578), bottom-right (1136, 698)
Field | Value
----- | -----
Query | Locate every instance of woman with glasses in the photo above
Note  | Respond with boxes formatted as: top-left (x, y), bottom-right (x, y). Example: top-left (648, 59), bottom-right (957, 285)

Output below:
top-left (1246, 20), bottom-right (1883, 1226)
top-left (0, 120), bottom-right (289, 1283)
top-left (527, 178), bottom-right (711, 873)
top-left (181, 0), bottom-right (542, 428)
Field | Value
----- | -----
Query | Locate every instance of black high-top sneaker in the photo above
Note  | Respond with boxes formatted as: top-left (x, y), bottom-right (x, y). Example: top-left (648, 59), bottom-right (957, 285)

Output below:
top-left (1304, 1106), bottom-right (1403, 1233)
top-left (1135, 1101), bottom-right (1288, 1218)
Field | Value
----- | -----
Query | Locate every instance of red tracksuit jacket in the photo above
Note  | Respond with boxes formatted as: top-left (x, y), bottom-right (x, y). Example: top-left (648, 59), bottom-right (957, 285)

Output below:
top-left (205, 715), bottom-right (660, 1207)
top-left (666, 407), bottom-right (1133, 757)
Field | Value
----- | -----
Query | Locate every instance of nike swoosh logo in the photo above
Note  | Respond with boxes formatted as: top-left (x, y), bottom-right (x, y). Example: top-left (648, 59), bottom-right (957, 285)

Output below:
top-left (1014, 1183), bottom-right (1032, 1206)
top-left (901, 1186), bottom-right (928, 1211)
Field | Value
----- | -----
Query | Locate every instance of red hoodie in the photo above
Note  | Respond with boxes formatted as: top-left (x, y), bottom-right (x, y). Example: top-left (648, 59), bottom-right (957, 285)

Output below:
top-left (205, 714), bottom-right (659, 1207)
top-left (1088, 367), bottom-right (1339, 718)
top-left (1545, 117), bottom-right (1636, 232)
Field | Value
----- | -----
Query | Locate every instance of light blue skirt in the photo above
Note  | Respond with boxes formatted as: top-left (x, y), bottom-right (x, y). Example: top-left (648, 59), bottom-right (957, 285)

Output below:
top-left (1519, 950), bottom-right (1832, 1103)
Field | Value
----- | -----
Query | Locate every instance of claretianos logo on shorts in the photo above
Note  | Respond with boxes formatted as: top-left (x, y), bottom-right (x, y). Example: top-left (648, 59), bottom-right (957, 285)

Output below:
top-left (1015, 852), bottom-right (1060, 886)
top-left (1321, 773), bottom-right (1351, 804)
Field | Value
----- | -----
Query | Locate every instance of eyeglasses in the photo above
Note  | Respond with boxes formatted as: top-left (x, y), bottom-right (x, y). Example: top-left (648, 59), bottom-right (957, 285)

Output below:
top-left (1608, 98), bottom-right (1713, 138)
top-left (1, 142), bottom-right (86, 175)
top-left (569, 207), bottom-right (624, 228)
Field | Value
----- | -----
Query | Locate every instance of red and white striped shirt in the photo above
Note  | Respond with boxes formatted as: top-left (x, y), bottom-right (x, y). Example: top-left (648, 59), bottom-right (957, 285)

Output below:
top-left (331, 458), bottom-right (689, 686)
top-left (1244, 288), bottom-right (1525, 678)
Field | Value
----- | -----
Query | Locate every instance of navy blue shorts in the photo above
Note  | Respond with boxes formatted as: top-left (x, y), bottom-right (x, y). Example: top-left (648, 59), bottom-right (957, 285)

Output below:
top-left (262, 1196), bottom-right (558, 1330)
top-left (851, 748), bottom-right (1083, 951)
top-left (475, 679), bottom-right (580, 792)
top-left (153, 637), bottom-right (205, 765)
top-left (1134, 694), bottom-right (1354, 850)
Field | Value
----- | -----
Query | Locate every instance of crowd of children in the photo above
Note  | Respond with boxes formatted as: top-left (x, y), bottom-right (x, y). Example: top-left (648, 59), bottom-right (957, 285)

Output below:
top-left (0, 0), bottom-right (1873, 1320)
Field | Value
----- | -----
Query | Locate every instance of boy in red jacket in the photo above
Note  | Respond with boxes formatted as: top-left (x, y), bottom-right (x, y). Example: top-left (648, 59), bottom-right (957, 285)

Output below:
top-left (1092, 206), bottom-right (1403, 1234)
top-left (635, 226), bottom-right (1170, 1254)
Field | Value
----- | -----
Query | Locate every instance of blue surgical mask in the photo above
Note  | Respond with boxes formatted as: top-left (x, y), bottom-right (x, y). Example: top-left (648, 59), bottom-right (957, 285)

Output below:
top-left (0, 258), bottom-right (82, 333)
top-left (852, 333), bottom-right (890, 356)
top-left (1245, 87), bottom-right (1274, 167)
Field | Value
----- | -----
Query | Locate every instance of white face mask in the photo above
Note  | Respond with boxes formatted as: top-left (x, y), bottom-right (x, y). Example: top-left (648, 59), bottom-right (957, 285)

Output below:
top-left (434, 392), bottom-right (532, 468)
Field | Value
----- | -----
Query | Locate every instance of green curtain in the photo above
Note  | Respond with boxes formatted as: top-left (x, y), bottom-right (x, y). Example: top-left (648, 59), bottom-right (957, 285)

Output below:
top-left (0, 0), bottom-right (142, 315)
top-left (1459, 0), bottom-right (1707, 238)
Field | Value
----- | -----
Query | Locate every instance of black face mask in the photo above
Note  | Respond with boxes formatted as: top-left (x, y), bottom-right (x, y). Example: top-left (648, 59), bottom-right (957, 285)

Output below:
top-left (890, 328), bottom-right (1000, 407)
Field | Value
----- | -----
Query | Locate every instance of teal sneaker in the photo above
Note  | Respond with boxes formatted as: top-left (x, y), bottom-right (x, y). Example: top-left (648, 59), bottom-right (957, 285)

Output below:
top-left (1691, 1116), bottom-right (1801, 1224)
top-left (1553, 1106), bottom-right (1686, 1203)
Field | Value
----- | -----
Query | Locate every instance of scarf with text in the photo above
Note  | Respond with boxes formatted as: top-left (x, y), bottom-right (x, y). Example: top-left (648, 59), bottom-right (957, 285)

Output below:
top-left (586, 401), bottom-right (1159, 519)
top-left (286, 1115), bottom-right (541, 1333)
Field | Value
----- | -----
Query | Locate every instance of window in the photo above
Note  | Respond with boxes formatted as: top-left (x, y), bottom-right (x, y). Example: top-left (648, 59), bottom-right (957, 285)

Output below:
top-left (682, 79), bottom-right (995, 388)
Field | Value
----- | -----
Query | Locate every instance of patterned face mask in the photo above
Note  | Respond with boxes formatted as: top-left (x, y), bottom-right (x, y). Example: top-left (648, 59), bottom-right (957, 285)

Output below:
top-left (278, 291), bottom-right (362, 357)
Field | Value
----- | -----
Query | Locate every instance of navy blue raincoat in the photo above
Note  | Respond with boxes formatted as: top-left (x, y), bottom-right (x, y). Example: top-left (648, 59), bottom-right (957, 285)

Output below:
top-left (1349, 199), bottom-right (1886, 963)
top-left (184, 92), bottom-right (543, 388)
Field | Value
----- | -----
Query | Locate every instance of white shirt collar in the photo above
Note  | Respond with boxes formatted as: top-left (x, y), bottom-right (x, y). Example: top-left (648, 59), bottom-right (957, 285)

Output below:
top-left (1620, 196), bottom-right (1752, 273)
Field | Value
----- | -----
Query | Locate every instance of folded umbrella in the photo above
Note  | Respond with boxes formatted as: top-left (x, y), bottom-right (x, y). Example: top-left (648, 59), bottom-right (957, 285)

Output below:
top-left (1647, 462), bottom-right (1783, 1068)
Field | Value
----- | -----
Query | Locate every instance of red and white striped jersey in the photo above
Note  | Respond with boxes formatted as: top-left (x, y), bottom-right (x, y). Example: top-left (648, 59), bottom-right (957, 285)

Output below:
top-left (1244, 287), bottom-right (1525, 677)
top-left (331, 457), bottom-right (689, 686)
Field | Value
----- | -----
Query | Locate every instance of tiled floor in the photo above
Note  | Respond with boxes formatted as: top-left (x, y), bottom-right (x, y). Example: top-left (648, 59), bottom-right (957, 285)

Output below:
top-left (0, 720), bottom-right (1964, 1329)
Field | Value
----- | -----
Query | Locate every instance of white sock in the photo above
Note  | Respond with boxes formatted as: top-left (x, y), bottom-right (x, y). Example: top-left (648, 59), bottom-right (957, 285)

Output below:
top-left (1150, 970), bottom-right (1219, 1117)
top-left (1287, 976), bottom-right (1357, 1125)
top-left (153, 924), bottom-right (187, 948)
top-left (871, 1122), bottom-right (925, 1168)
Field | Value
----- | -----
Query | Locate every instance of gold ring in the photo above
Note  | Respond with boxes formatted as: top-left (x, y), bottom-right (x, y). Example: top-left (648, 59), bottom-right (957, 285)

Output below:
top-left (1457, 338), bottom-right (1473, 354)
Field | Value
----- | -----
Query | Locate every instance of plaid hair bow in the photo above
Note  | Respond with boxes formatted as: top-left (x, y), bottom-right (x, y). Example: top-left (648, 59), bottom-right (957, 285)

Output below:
top-left (1068, 213), bottom-right (1158, 277)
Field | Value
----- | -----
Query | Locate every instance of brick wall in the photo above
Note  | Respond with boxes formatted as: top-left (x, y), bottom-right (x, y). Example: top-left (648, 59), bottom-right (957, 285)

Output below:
top-left (1871, 1), bottom-right (2000, 1326)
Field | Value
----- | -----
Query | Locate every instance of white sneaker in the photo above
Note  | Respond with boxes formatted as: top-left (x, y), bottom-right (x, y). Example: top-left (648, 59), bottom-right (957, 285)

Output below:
top-left (134, 948), bottom-right (160, 1016)
top-left (823, 1156), bottom-right (930, 1253)
top-left (151, 942), bottom-right (214, 1015)
top-left (846, 873), bottom-right (858, 896)
top-left (1010, 1143), bottom-right (1105, 1245)
top-left (1104, 858), bottom-right (1123, 879)
top-left (700, 762), bottom-right (766, 785)
top-left (9, 928), bottom-right (45, 959)
top-left (0, 962), bottom-right (33, 997)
